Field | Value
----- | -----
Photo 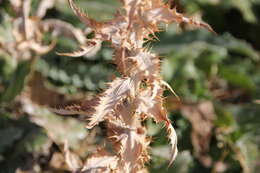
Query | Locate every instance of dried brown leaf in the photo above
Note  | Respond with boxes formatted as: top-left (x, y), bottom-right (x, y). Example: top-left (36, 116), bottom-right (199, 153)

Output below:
top-left (42, 19), bottom-right (87, 44)
top-left (57, 40), bottom-right (101, 58)
top-left (82, 150), bottom-right (118, 173)
top-left (135, 81), bottom-right (167, 122)
top-left (29, 40), bottom-right (56, 54)
top-left (135, 81), bottom-right (178, 165)
top-left (181, 101), bottom-right (216, 167)
top-left (107, 121), bottom-right (149, 173)
top-left (86, 77), bottom-right (136, 129)
top-left (126, 49), bottom-right (160, 79)
top-left (51, 98), bottom-right (97, 116)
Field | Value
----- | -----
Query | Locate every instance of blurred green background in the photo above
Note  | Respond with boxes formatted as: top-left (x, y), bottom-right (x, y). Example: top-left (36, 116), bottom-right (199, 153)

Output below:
top-left (0, 0), bottom-right (260, 172)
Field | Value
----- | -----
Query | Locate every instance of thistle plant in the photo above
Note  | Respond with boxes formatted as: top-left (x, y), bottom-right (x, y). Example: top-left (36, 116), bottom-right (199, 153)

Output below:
top-left (57, 0), bottom-right (214, 172)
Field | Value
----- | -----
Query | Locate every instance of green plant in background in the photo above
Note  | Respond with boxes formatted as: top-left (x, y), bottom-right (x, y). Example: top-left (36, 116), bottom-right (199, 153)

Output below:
top-left (0, 0), bottom-right (260, 173)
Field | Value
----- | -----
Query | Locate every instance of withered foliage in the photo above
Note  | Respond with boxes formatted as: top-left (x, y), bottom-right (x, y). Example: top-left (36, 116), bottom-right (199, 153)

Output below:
top-left (181, 101), bottom-right (216, 168)
top-left (1, 0), bottom-right (86, 60)
top-left (55, 0), bottom-right (214, 172)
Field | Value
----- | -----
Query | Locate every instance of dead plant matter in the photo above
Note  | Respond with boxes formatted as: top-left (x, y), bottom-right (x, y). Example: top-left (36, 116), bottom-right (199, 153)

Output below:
top-left (57, 0), bottom-right (214, 172)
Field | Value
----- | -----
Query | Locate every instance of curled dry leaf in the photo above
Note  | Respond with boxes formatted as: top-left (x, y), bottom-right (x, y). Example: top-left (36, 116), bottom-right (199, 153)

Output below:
top-left (29, 39), bottom-right (56, 54)
top-left (57, 40), bottom-right (101, 58)
top-left (161, 80), bottom-right (180, 101)
top-left (165, 120), bottom-right (178, 166)
top-left (41, 19), bottom-right (87, 44)
top-left (1, 0), bottom-right (89, 61)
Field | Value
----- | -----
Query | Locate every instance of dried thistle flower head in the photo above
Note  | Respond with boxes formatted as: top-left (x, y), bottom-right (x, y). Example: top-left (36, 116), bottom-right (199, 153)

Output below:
top-left (58, 0), bottom-right (214, 172)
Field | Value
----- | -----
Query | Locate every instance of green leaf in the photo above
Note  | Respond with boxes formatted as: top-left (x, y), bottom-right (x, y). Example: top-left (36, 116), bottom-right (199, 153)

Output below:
top-left (0, 59), bottom-right (32, 102)
top-left (219, 66), bottom-right (256, 91)
top-left (0, 127), bottom-right (23, 153)
top-left (214, 106), bottom-right (235, 128)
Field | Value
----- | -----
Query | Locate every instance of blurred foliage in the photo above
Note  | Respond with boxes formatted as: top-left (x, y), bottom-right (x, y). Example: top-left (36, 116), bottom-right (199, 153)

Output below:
top-left (0, 0), bottom-right (260, 173)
